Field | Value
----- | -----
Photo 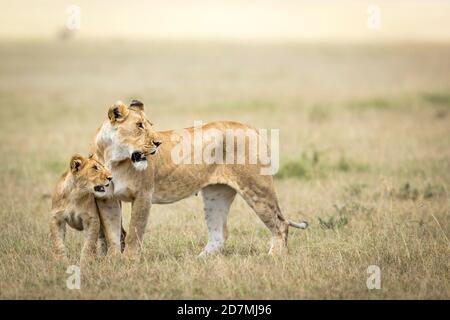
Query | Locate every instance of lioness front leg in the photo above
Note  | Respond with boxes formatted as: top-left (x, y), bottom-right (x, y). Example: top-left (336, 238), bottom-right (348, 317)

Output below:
top-left (96, 198), bottom-right (123, 255)
top-left (98, 220), bottom-right (126, 255)
top-left (124, 193), bottom-right (152, 259)
top-left (50, 215), bottom-right (67, 262)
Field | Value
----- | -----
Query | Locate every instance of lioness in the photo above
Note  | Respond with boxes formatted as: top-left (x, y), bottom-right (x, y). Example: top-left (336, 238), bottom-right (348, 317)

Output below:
top-left (93, 100), bottom-right (307, 258)
top-left (50, 154), bottom-right (113, 263)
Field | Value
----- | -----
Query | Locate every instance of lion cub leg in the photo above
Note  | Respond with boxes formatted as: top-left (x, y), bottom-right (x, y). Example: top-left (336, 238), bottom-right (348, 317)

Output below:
top-left (80, 203), bottom-right (101, 263)
top-left (49, 214), bottom-right (68, 262)
top-left (199, 184), bottom-right (236, 257)
top-left (98, 226), bottom-right (108, 257)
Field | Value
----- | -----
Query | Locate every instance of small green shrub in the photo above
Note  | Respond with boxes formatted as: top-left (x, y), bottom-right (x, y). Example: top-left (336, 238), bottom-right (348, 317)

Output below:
top-left (276, 152), bottom-right (369, 179)
top-left (318, 215), bottom-right (348, 230)
top-left (422, 92), bottom-right (450, 107)
top-left (390, 182), bottom-right (446, 201)
top-left (349, 97), bottom-right (393, 110)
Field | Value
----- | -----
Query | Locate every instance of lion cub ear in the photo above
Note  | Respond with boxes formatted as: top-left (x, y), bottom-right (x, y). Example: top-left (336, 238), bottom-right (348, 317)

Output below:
top-left (129, 99), bottom-right (144, 111)
top-left (70, 154), bottom-right (86, 174)
top-left (87, 153), bottom-right (98, 161)
top-left (108, 101), bottom-right (129, 124)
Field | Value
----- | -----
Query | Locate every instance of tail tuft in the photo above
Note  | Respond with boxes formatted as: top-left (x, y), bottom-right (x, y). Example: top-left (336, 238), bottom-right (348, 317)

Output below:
top-left (288, 220), bottom-right (308, 229)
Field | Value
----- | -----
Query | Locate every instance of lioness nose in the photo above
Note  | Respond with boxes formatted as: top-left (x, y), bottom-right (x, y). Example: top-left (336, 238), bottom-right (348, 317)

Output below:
top-left (153, 140), bottom-right (162, 147)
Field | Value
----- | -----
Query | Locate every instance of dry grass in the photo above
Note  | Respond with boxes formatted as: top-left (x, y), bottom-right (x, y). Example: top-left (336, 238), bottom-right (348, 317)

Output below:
top-left (0, 41), bottom-right (449, 299)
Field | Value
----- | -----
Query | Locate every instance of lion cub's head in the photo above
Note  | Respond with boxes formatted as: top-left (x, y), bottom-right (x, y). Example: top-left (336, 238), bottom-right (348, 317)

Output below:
top-left (105, 100), bottom-right (161, 171)
top-left (70, 154), bottom-right (113, 198)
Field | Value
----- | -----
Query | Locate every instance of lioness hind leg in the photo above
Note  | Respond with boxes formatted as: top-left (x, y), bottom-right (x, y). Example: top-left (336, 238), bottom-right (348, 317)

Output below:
top-left (238, 176), bottom-right (289, 255)
top-left (199, 184), bottom-right (236, 257)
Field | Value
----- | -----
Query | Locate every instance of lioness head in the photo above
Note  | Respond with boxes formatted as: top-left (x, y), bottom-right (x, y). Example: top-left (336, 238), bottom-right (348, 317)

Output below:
top-left (106, 100), bottom-right (161, 171)
top-left (70, 154), bottom-right (113, 198)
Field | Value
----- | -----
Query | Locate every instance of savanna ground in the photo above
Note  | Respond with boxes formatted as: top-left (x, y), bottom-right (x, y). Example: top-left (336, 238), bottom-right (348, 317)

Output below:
top-left (0, 41), bottom-right (449, 299)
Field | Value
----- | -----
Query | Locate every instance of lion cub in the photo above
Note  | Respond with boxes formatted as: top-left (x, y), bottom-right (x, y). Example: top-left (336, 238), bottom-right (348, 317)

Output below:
top-left (50, 154), bottom-right (113, 263)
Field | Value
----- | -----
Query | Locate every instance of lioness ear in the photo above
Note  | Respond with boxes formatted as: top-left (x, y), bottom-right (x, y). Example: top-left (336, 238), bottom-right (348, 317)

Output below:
top-left (129, 99), bottom-right (144, 111)
top-left (108, 101), bottom-right (129, 123)
top-left (70, 154), bottom-right (86, 174)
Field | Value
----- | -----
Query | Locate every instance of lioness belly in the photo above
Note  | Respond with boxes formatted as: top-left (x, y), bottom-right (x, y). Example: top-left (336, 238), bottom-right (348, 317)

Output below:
top-left (152, 177), bottom-right (204, 204)
top-left (151, 190), bottom-right (199, 204)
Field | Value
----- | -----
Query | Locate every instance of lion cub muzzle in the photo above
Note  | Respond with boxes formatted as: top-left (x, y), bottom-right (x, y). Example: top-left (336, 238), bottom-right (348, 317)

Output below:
top-left (93, 176), bottom-right (113, 197)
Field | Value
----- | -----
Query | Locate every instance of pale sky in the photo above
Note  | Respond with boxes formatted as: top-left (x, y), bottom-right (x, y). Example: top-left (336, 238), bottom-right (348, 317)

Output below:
top-left (1, 0), bottom-right (450, 42)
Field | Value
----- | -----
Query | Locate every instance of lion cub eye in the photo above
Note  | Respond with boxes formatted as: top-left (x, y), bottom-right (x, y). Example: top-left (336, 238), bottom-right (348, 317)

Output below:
top-left (137, 122), bottom-right (144, 129)
top-left (92, 165), bottom-right (98, 171)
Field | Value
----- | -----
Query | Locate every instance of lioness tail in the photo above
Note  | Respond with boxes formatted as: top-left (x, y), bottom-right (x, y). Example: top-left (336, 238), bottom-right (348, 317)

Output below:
top-left (288, 220), bottom-right (308, 229)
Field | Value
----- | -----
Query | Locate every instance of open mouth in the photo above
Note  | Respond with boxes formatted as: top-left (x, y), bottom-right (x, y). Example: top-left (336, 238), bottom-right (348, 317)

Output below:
top-left (94, 185), bottom-right (105, 193)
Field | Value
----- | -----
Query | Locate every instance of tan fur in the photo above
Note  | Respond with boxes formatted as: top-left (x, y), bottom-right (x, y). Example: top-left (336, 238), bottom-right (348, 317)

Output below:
top-left (93, 100), bottom-right (307, 258)
top-left (50, 154), bottom-right (113, 263)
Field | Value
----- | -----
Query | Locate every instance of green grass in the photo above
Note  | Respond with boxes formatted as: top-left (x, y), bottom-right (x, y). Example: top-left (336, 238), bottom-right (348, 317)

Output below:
top-left (276, 151), bottom-right (369, 180)
top-left (422, 92), bottom-right (450, 107)
top-left (349, 97), bottom-right (394, 110)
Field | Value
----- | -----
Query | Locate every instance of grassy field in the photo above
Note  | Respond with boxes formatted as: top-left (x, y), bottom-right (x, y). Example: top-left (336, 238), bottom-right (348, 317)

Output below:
top-left (0, 41), bottom-right (449, 299)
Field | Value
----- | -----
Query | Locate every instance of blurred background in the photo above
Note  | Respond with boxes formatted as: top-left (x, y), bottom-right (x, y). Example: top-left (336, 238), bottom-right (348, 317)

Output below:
top-left (2, 0), bottom-right (450, 42)
top-left (0, 0), bottom-right (449, 299)
top-left (1, 0), bottom-right (449, 159)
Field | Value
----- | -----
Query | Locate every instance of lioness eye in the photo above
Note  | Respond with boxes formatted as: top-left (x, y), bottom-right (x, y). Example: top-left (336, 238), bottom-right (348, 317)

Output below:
top-left (137, 122), bottom-right (144, 129)
top-left (93, 165), bottom-right (98, 170)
